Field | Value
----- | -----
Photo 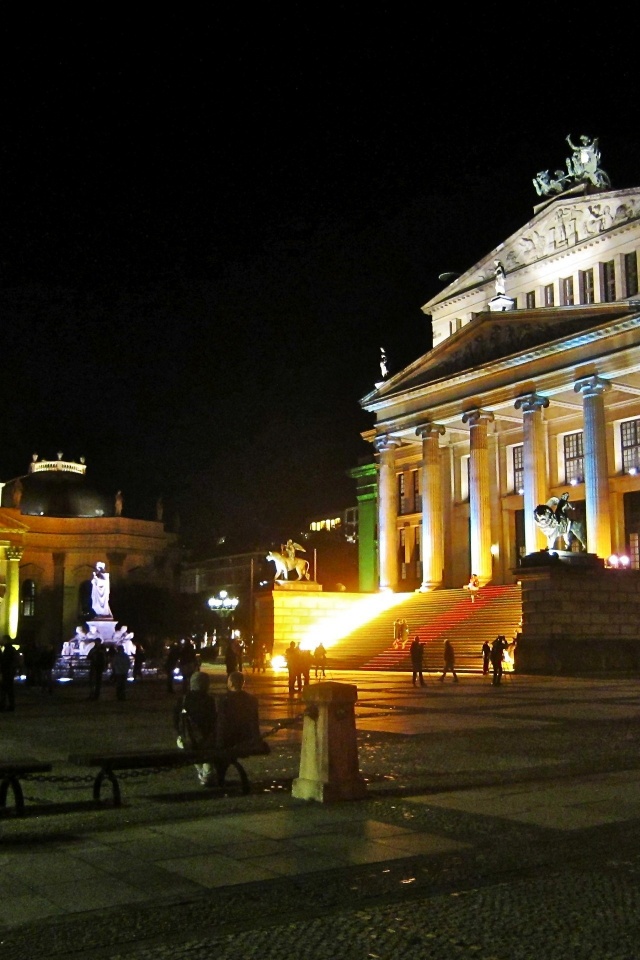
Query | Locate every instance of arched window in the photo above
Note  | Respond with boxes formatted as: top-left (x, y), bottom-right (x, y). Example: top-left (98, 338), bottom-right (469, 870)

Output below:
top-left (21, 579), bottom-right (36, 618)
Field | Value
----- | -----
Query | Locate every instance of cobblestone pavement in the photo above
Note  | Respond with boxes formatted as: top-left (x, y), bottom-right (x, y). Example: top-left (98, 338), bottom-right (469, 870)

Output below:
top-left (1, 668), bottom-right (640, 959)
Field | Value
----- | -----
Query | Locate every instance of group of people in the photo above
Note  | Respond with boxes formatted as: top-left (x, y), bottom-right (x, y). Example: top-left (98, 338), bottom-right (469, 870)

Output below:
top-left (482, 635), bottom-right (516, 686)
top-left (408, 631), bottom-right (518, 686)
top-left (284, 641), bottom-right (327, 696)
top-left (173, 669), bottom-right (265, 788)
top-left (87, 640), bottom-right (136, 700)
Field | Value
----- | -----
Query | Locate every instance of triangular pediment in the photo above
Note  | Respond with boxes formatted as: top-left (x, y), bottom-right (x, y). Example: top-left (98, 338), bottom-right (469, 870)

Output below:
top-left (362, 304), bottom-right (637, 403)
top-left (423, 187), bottom-right (640, 312)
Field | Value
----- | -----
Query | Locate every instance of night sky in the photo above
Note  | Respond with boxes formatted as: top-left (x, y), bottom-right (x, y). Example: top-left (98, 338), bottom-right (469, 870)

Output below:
top-left (2, 12), bottom-right (638, 553)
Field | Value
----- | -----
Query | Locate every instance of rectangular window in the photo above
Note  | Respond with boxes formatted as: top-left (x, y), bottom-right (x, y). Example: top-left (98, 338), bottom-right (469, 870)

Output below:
top-left (525, 291), bottom-right (536, 308)
top-left (630, 532), bottom-right (639, 570)
top-left (621, 419), bottom-right (640, 474)
top-left (398, 473), bottom-right (405, 514)
top-left (602, 260), bottom-right (616, 302)
top-left (412, 469), bottom-right (421, 513)
top-left (561, 276), bottom-right (574, 305)
top-left (544, 283), bottom-right (555, 306)
top-left (579, 268), bottom-right (595, 304)
top-left (564, 432), bottom-right (584, 485)
top-left (513, 445), bottom-right (524, 494)
top-left (624, 251), bottom-right (639, 298)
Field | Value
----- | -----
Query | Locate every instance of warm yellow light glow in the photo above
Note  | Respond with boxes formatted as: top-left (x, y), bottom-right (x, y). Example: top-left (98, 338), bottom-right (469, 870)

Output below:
top-left (490, 543), bottom-right (499, 557)
top-left (271, 655), bottom-right (287, 671)
top-left (297, 592), bottom-right (411, 651)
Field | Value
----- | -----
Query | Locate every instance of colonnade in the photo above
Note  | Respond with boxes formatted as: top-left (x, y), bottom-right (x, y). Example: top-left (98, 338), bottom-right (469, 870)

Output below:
top-left (374, 374), bottom-right (613, 590)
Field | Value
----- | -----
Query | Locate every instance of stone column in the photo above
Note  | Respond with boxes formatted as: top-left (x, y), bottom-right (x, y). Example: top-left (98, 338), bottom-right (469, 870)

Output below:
top-left (514, 393), bottom-right (549, 553)
top-left (574, 375), bottom-right (612, 558)
top-left (6, 547), bottom-right (24, 640)
top-left (461, 409), bottom-right (494, 584)
top-left (374, 435), bottom-right (402, 590)
top-left (416, 423), bottom-right (446, 590)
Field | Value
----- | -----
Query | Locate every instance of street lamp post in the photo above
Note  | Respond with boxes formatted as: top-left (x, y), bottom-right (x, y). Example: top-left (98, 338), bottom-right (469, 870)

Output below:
top-left (207, 590), bottom-right (239, 655)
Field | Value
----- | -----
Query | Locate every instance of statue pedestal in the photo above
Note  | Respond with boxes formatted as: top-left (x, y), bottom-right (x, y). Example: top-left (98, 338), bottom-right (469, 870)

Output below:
top-left (86, 619), bottom-right (119, 642)
top-left (273, 581), bottom-right (323, 592)
top-left (519, 550), bottom-right (603, 571)
top-left (489, 294), bottom-right (515, 312)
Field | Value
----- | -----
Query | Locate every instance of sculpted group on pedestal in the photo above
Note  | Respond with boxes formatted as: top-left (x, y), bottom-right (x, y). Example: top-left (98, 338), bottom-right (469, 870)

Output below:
top-left (533, 493), bottom-right (587, 552)
top-left (267, 539), bottom-right (311, 581)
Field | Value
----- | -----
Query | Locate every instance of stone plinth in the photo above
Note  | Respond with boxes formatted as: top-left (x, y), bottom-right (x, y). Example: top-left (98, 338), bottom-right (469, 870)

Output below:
top-left (273, 580), bottom-right (323, 591)
top-left (292, 681), bottom-right (367, 803)
top-left (517, 558), bottom-right (640, 675)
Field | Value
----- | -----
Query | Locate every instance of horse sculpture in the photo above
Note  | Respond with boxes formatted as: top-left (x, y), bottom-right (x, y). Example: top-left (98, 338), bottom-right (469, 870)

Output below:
top-left (533, 494), bottom-right (587, 551)
top-left (266, 551), bottom-right (311, 581)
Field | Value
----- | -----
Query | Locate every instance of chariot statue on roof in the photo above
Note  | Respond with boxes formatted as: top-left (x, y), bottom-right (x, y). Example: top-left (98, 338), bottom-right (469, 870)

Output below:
top-left (565, 134), bottom-right (611, 189)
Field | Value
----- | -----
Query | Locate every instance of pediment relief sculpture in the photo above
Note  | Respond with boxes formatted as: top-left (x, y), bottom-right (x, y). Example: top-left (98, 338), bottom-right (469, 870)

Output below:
top-left (397, 312), bottom-right (626, 390)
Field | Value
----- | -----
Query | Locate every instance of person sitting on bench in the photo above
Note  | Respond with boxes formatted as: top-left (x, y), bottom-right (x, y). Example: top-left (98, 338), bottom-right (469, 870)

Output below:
top-left (174, 670), bottom-right (217, 787)
top-left (215, 671), bottom-right (263, 756)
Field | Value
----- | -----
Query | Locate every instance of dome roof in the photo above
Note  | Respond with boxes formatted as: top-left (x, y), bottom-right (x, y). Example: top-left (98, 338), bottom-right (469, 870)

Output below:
top-left (3, 456), bottom-right (112, 518)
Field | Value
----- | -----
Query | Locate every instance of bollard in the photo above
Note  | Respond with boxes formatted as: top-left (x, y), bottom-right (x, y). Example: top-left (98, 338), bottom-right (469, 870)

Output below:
top-left (291, 681), bottom-right (367, 802)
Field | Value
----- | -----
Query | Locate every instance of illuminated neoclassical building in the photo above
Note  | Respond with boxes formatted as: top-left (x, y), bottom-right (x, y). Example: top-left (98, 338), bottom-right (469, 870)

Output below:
top-left (361, 142), bottom-right (640, 592)
top-left (0, 454), bottom-right (178, 647)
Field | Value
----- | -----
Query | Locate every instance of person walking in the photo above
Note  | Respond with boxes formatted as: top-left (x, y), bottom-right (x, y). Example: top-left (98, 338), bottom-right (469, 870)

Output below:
top-left (112, 645), bottom-right (131, 701)
top-left (0, 636), bottom-right (18, 711)
top-left (410, 635), bottom-right (425, 686)
top-left (439, 639), bottom-right (459, 682)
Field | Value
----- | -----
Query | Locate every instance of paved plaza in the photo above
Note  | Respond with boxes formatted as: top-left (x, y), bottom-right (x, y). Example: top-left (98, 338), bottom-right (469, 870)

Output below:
top-left (1, 666), bottom-right (640, 959)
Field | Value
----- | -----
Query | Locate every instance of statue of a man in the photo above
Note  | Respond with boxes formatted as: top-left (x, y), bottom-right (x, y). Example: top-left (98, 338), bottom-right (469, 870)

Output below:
top-left (379, 347), bottom-right (388, 379)
top-left (91, 561), bottom-right (112, 618)
top-left (494, 260), bottom-right (506, 296)
top-left (115, 490), bottom-right (123, 516)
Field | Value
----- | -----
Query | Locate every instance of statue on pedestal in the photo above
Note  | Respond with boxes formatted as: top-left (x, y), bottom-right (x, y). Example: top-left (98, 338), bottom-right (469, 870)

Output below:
top-left (267, 540), bottom-right (310, 581)
top-left (533, 493), bottom-right (587, 551)
top-left (91, 561), bottom-right (113, 618)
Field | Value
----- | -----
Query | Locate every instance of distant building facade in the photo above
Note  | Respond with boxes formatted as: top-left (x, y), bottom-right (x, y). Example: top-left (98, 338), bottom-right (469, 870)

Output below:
top-left (0, 455), bottom-right (178, 647)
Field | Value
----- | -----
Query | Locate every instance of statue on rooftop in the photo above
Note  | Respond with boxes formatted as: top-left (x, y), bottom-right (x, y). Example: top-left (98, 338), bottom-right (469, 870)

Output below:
top-left (533, 135), bottom-right (611, 197)
top-left (379, 347), bottom-right (389, 380)
top-left (494, 261), bottom-right (506, 296)
top-left (565, 134), bottom-right (610, 188)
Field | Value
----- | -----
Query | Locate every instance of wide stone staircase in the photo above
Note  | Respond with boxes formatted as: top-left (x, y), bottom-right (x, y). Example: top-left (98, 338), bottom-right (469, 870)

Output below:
top-left (326, 584), bottom-right (522, 672)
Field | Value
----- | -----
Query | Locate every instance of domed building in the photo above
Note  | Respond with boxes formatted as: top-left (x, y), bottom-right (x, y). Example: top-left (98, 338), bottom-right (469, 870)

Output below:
top-left (0, 453), bottom-right (179, 650)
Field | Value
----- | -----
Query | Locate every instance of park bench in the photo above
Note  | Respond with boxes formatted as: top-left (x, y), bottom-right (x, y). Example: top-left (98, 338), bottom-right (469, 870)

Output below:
top-left (68, 740), bottom-right (270, 806)
top-left (0, 761), bottom-right (53, 816)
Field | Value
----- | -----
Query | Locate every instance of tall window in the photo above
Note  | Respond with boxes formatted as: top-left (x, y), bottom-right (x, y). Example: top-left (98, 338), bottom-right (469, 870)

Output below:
top-left (602, 260), bottom-right (616, 302)
top-left (624, 251), bottom-right (639, 298)
top-left (525, 291), bottom-right (536, 308)
top-left (561, 276), bottom-right (574, 305)
top-left (412, 469), bottom-right (421, 513)
top-left (544, 283), bottom-right (555, 306)
top-left (580, 268), bottom-right (595, 304)
top-left (621, 419), bottom-right (640, 474)
top-left (398, 473), bottom-right (405, 514)
top-left (513, 445), bottom-right (524, 494)
top-left (21, 580), bottom-right (36, 617)
top-left (564, 432), bottom-right (584, 484)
